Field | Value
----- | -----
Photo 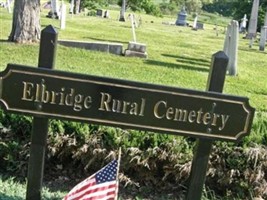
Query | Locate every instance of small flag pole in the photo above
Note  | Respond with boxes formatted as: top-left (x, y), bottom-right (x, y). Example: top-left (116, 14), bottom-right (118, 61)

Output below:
top-left (115, 147), bottom-right (122, 200)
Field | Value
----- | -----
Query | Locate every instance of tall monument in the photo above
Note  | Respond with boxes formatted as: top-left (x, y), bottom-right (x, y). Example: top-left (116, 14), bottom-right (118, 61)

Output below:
top-left (247, 0), bottom-right (259, 38)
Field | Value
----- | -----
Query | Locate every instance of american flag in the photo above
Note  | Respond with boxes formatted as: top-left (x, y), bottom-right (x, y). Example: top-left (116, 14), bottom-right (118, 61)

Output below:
top-left (63, 160), bottom-right (119, 200)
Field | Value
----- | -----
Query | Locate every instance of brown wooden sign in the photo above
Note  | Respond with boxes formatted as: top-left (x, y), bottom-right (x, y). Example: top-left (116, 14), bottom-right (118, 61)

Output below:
top-left (0, 64), bottom-right (254, 141)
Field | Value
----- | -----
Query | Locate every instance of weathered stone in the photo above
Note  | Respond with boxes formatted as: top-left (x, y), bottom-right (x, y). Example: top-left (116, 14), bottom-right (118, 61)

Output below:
top-left (58, 40), bottom-right (123, 55)
top-left (124, 50), bottom-right (148, 58)
top-left (175, 7), bottom-right (187, 26)
top-left (246, 0), bottom-right (259, 39)
top-left (259, 26), bottom-right (266, 51)
top-left (223, 20), bottom-right (239, 76)
top-left (128, 42), bottom-right (146, 53)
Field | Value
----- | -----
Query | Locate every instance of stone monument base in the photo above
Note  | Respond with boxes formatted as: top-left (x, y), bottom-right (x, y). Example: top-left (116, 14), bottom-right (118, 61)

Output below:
top-left (124, 42), bottom-right (148, 58)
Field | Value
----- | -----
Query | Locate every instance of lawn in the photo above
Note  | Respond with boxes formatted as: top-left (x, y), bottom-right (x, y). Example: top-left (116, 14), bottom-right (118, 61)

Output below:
top-left (0, 2), bottom-right (267, 200)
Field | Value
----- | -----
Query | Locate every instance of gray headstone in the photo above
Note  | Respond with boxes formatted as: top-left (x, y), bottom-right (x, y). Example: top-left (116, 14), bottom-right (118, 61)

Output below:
top-left (96, 9), bottom-right (103, 17)
top-left (259, 26), bottom-right (266, 51)
top-left (119, 0), bottom-right (126, 21)
top-left (247, 0), bottom-right (259, 39)
top-left (175, 7), bottom-right (187, 26)
top-left (197, 22), bottom-right (204, 30)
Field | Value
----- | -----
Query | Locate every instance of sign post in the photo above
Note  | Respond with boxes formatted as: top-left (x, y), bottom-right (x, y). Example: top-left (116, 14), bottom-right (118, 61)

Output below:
top-left (0, 26), bottom-right (255, 199)
top-left (25, 25), bottom-right (58, 200)
top-left (186, 51), bottom-right (229, 200)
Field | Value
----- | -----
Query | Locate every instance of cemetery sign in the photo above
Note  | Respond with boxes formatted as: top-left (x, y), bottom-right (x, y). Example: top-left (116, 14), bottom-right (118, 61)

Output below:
top-left (0, 64), bottom-right (254, 142)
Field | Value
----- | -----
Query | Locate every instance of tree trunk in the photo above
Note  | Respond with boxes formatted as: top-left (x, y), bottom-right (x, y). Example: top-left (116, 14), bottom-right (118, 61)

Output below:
top-left (9, 0), bottom-right (41, 43)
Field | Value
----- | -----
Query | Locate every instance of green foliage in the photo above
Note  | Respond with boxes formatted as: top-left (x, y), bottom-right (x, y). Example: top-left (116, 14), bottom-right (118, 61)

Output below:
top-left (118, 0), bottom-right (162, 16)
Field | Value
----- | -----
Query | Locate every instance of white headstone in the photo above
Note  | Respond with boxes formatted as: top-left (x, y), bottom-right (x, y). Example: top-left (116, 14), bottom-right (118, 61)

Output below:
top-left (239, 14), bottom-right (247, 33)
top-left (223, 20), bottom-right (239, 76)
top-left (192, 15), bottom-right (198, 30)
top-left (60, 3), bottom-right (66, 30)
top-left (6, 0), bottom-right (11, 13)
top-left (69, 0), bottom-right (74, 14)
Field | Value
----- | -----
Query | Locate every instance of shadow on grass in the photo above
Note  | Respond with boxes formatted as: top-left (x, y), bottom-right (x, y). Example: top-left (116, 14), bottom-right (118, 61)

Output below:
top-left (83, 36), bottom-right (128, 45)
top-left (239, 47), bottom-right (267, 54)
top-left (162, 53), bottom-right (210, 64)
top-left (145, 59), bottom-right (210, 73)
top-left (0, 193), bottom-right (23, 200)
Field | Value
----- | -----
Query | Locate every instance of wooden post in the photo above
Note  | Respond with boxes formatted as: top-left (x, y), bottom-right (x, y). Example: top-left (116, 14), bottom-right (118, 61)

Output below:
top-left (26, 25), bottom-right (58, 200)
top-left (186, 51), bottom-right (228, 200)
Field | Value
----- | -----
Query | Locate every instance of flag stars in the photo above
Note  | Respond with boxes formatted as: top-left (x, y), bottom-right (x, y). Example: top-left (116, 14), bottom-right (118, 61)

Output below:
top-left (96, 160), bottom-right (118, 184)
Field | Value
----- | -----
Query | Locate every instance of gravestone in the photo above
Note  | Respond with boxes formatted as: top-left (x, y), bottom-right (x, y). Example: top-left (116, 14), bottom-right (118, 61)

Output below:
top-left (69, 0), bottom-right (74, 14)
top-left (263, 10), bottom-right (267, 40)
top-left (259, 26), bottom-right (266, 51)
top-left (197, 22), bottom-right (204, 30)
top-left (47, 0), bottom-right (60, 19)
top-left (223, 20), bottom-right (239, 76)
top-left (246, 0), bottom-right (259, 39)
top-left (124, 14), bottom-right (148, 58)
top-left (6, 0), bottom-right (11, 13)
top-left (175, 7), bottom-right (187, 26)
top-left (119, 0), bottom-right (126, 22)
top-left (60, 3), bottom-right (66, 30)
top-left (96, 9), bottom-right (103, 17)
top-left (239, 14), bottom-right (247, 33)
top-left (104, 10), bottom-right (109, 18)
top-left (192, 14), bottom-right (198, 30)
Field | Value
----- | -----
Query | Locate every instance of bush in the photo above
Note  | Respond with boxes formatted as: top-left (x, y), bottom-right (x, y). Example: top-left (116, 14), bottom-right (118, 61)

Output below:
top-left (0, 110), bottom-right (267, 198)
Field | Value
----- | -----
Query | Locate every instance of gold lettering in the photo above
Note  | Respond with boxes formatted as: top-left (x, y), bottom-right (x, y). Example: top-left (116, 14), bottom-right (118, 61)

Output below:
top-left (139, 98), bottom-right (146, 116)
top-left (59, 88), bottom-right (65, 105)
top-left (219, 115), bottom-right (230, 130)
top-left (122, 101), bottom-right (130, 114)
top-left (99, 92), bottom-right (111, 111)
top-left (166, 107), bottom-right (174, 120)
top-left (112, 99), bottom-right (122, 113)
top-left (73, 94), bottom-right (83, 111)
top-left (203, 112), bottom-right (211, 125)
top-left (154, 101), bottom-right (166, 119)
top-left (174, 109), bottom-right (188, 122)
top-left (84, 96), bottom-right (92, 109)
top-left (188, 110), bottom-right (196, 123)
top-left (65, 88), bottom-right (75, 106)
top-left (196, 108), bottom-right (203, 124)
top-left (129, 102), bottom-right (138, 115)
top-left (22, 82), bottom-right (34, 101)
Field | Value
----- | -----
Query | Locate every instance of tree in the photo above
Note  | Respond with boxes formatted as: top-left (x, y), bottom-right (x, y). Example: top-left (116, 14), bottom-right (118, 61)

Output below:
top-left (118, 0), bottom-right (161, 16)
top-left (9, 0), bottom-right (41, 43)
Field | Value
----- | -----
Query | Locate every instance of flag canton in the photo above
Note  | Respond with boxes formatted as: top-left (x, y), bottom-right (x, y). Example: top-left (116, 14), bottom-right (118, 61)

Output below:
top-left (96, 160), bottom-right (118, 184)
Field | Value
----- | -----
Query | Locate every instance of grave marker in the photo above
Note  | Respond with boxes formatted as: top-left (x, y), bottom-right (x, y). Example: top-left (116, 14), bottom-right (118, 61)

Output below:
top-left (239, 14), bottom-right (247, 33)
top-left (259, 26), bottom-right (266, 51)
top-left (192, 14), bottom-right (198, 30)
top-left (247, 0), bottom-right (259, 39)
top-left (223, 20), bottom-right (239, 76)
top-left (176, 7), bottom-right (187, 26)
top-left (60, 2), bottom-right (66, 29)
top-left (119, 0), bottom-right (126, 22)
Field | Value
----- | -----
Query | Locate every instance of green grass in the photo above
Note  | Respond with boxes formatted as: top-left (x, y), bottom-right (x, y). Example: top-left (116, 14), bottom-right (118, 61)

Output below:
top-left (0, 4), bottom-right (267, 200)
top-left (1, 8), bottom-right (266, 111)
top-left (0, 175), bottom-right (65, 200)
